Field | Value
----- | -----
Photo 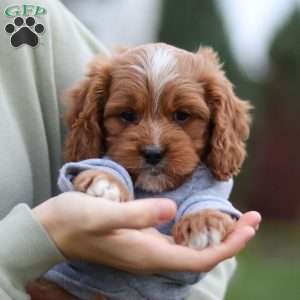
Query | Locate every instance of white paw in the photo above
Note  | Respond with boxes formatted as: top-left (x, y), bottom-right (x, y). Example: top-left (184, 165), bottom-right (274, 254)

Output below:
top-left (188, 228), bottom-right (222, 250)
top-left (86, 178), bottom-right (121, 202)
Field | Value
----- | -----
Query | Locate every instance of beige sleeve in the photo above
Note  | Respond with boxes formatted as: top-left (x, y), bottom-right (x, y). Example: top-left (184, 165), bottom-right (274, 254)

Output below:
top-left (0, 0), bottom-right (110, 297)
top-left (187, 258), bottom-right (237, 300)
top-left (0, 204), bottom-right (65, 300)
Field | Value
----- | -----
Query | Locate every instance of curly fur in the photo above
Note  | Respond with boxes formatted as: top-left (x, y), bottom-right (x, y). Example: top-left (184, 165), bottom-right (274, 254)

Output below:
top-left (197, 48), bottom-right (252, 180)
top-left (64, 58), bottom-right (112, 161)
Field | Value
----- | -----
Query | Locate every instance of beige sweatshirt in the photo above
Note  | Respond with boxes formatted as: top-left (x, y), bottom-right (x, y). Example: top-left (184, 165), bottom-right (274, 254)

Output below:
top-left (0, 0), bottom-right (236, 299)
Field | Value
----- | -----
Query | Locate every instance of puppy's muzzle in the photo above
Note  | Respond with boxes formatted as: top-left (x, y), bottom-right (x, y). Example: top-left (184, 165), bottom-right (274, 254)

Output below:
top-left (141, 145), bottom-right (165, 165)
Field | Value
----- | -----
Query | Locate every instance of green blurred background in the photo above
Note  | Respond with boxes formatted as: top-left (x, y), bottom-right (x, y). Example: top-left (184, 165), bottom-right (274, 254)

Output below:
top-left (62, 0), bottom-right (300, 298)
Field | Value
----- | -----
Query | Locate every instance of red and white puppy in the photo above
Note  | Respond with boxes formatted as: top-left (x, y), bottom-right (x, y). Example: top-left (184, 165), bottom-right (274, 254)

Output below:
top-left (29, 43), bottom-right (251, 300)
top-left (65, 43), bottom-right (251, 248)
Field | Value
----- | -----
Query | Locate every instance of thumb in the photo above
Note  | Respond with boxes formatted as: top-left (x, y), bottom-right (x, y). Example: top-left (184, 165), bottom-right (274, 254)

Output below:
top-left (234, 211), bottom-right (261, 231)
top-left (104, 198), bottom-right (177, 230)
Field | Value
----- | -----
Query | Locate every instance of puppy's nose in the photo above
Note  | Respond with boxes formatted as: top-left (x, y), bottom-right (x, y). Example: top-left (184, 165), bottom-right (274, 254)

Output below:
top-left (142, 145), bottom-right (164, 165)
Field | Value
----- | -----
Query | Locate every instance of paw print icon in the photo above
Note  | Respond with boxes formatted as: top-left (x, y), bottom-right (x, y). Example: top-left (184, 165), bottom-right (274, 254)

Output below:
top-left (5, 16), bottom-right (45, 47)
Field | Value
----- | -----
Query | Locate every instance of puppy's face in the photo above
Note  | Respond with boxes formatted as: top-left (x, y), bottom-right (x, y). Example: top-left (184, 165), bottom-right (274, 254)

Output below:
top-left (64, 44), bottom-right (251, 192)
top-left (104, 46), bottom-right (211, 191)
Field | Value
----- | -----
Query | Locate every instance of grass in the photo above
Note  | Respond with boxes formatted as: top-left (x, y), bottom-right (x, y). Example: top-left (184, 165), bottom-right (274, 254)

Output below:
top-left (226, 221), bottom-right (300, 300)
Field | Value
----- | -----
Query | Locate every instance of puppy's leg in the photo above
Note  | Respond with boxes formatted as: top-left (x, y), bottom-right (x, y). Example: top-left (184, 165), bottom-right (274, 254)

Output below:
top-left (172, 209), bottom-right (235, 250)
top-left (27, 278), bottom-right (79, 300)
top-left (27, 278), bottom-right (107, 300)
top-left (73, 169), bottom-right (131, 202)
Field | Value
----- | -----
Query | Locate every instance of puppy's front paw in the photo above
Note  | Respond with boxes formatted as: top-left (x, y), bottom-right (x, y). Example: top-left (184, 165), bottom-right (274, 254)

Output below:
top-left (86, 177), bottom-right (121, 201)
top-left (73, 169), bottom-right (131, 202)
top-left (173, 209), bottom-right (234, 250)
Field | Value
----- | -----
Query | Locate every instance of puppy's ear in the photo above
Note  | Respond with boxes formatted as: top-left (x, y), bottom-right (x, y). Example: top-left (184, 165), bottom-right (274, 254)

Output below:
top-left (64, 57), bottom-right (112, 162)
top-left (197, 47), bottom-right (252, 180)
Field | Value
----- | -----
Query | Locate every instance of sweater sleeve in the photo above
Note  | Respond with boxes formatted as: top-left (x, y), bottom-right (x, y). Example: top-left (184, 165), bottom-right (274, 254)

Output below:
top-left (176, 172), bottom-right (241, 222)
top-left (0, 204), bottom-right (65, 300)
top-left (57, 158), bottom-right (135, 195)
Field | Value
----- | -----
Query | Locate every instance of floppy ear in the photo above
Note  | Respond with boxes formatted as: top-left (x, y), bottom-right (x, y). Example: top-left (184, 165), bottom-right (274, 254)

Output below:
top-left (63, 58), bottom-right (112, 162)
top-left (197, 47), bottom-right (252, 180)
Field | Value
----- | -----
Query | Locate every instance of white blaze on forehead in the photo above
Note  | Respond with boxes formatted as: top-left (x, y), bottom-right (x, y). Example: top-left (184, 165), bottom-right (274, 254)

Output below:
top-left (131, 46), bottom-right (178, 110)
top-left (149, 120), bottom-right (161, 146)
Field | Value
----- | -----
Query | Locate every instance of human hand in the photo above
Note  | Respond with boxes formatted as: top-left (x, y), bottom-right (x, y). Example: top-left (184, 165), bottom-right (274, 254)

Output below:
top-left (33, 192), bottom-right (261, 273)
top-left (101, 211), bottom-right (260, 273)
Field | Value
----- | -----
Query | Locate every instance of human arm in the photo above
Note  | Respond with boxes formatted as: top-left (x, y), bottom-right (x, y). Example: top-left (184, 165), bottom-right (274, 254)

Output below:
top-left (0, 205), bottom-right (64, 300)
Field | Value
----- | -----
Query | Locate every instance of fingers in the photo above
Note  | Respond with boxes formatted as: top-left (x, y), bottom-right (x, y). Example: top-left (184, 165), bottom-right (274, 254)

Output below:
top-left (201, 226), bottom-right (255, 269)
top-left (187, 212), bottom-right (261, 272)
top-left (94, 224), bottom-right (255, 274)
top-left (54, 193), bottom-right (177, 233)
top-left (153, 212), bottom-right (260, 273)
top-left (234, 211), bottom-right (261, 230)
top-left (94, 198), bottom-right (177, 231)
top-left (154, 226), bottom-right (255, 273)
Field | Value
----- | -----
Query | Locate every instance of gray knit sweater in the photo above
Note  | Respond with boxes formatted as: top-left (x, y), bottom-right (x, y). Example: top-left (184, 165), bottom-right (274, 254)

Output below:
top-left (45, 158), bottom-right (240, 300)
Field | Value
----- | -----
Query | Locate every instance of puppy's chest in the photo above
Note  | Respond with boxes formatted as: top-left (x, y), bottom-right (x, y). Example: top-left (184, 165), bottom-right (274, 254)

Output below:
top-left (134, 166), bottom-right (210, 234)
top-left (135, 166), bottom-right (209, 202)
top-left (135, 180), bottom-right (192, 208)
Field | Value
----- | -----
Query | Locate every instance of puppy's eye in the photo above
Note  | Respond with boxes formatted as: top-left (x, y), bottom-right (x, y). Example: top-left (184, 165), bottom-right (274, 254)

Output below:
top-left (120, 111), bottom-right (137, 123)
top-left (173, 111), bottom-right (190, 123)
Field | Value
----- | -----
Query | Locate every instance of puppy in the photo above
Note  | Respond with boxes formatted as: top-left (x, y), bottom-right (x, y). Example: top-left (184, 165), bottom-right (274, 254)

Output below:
top-left (29, 43), bottom-right (251, 300)
top-left (64, 43), bottom-right (250, 248)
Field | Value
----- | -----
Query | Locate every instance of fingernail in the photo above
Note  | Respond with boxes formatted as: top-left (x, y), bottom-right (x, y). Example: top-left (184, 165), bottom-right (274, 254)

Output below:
top-left (155, 199), bottom-right (177, 224)
top-left (247, 227), bottom-right (256, 239)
